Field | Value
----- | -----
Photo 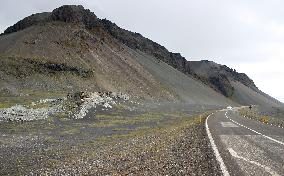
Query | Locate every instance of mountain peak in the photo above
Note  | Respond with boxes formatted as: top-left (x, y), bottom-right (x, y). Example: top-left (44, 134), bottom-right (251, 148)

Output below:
top-left (3, 5), bottom-right (98, 35)
top-left (51, 5), bottom-right (97, 23)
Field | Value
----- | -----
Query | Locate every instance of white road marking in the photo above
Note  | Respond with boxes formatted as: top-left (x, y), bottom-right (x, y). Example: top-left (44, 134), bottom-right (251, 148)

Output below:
top-left (206, 114), bottom-right (230, 176)
top-left (221, 122), bottom-right (239, 128)
top-left (228, 148), bottom-right (280, 176)
top-left (225, 111), bottom-right (284, 146)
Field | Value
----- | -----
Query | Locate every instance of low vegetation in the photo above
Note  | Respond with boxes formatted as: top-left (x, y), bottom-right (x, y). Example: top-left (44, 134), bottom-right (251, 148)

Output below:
top-left (239, 106), bottom-right (284, 128)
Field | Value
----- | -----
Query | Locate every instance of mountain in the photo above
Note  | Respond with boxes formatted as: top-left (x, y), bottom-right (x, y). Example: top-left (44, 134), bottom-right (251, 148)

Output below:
top-left (0, 5), bottom-right (281, 107)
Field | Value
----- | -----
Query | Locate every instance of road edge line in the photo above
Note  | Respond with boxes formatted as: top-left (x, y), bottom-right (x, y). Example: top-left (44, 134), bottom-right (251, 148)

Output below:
top-left (228, 148), bottom-right (280, 176)
top-left (206, 113), bottom-right (230, 176)
top-left (225, 112), bottom-right (284, 146)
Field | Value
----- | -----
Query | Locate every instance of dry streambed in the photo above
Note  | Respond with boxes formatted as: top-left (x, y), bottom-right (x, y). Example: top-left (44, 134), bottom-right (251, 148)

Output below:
top-left (0, 109), bottom-right (221, 175)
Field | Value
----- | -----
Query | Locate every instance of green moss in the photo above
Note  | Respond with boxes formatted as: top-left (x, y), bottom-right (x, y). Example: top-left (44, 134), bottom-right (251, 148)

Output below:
top-left (114, 104), bottom-right (129, 110)
top-left (44, 136), bottom-right (60, 144)
top-left (90, 113), bottom-right (164, 128)
top-left (0, 89), bottom-right (67, 110)
top-left (0, 120), bottom-right (58, 134)
top-left (60, 128), bottom-right (80, 135)
top-left (0, 102), bottom-right (11, 108)
top-left (112, 127), bottom-right (132, 132)
top-left (20, 89), bottom-right (66, 99)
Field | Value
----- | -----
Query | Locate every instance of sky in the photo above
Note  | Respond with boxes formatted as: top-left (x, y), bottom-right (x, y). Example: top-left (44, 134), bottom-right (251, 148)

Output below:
top-left (0, 0), bottom-right (284, 102)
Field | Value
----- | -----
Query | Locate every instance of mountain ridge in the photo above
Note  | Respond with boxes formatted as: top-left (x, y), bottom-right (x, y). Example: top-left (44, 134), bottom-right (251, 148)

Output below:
top-left (1, 5), bottom-right (257, 98)
top-left (0, 5), bottom-right (281, 107)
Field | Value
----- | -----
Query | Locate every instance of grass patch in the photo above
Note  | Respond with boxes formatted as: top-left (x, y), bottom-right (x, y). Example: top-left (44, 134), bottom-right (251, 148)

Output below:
top-left (0, 89), bottom-right (66, 108)
top-left (90, 113), bottom-right (165, 128)
top-left (93, 111), bottom-right (209, 143)
top-left (113, 104), bottom-right (129, 110)
top-left (0, 120), bottom-right (57, 134)
top-left (0, 102), bottom-right (11, 109)
top-left (112, 127), bottom-right (132, 132)
top-left (60, 128), bottom-right (80, 135)
top-left (44, 136), bottom-right (60, 144)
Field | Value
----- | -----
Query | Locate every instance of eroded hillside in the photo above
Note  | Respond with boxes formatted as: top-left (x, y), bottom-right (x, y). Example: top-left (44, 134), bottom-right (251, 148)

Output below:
top-left (0, 5), bottom-right (281, 107)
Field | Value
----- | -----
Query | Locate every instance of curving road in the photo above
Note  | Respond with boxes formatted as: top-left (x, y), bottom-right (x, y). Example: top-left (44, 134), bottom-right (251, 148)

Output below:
top-left (207, 109), bottom-right (284, 176)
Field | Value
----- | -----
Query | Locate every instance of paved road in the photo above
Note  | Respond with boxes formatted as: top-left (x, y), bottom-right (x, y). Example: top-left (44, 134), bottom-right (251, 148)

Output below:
top-left (207, 109), bottom-right (284, 176)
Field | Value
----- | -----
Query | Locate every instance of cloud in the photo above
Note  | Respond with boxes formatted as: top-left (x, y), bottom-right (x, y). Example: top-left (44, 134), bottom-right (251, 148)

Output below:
top-left (0, 0), bottom-right (283, 102)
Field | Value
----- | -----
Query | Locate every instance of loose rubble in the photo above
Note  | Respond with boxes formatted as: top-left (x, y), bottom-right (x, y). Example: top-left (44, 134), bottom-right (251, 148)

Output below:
top-left (69, 91), bottom-right (130, 119)
top-left (0, 104), bottom-right (62, 121)
top-left (0, 91), bottom-right (130, 121)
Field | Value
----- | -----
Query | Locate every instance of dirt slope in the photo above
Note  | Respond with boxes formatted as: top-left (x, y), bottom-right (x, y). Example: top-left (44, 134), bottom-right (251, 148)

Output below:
top-left (131, 50), bottom-right (235, 105)
top-left (231, 81), bottom-right (282, 108)
top-left (188, 61), bottom-right (282, 107)
top-left (0, 22), bottom-right (236, 106)
top-left (0, 23), bottom-right (177, 101)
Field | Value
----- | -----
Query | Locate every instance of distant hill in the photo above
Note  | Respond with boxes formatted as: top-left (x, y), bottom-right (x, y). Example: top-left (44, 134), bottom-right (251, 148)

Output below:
top-left (0, 5), bottom-right (281, 107)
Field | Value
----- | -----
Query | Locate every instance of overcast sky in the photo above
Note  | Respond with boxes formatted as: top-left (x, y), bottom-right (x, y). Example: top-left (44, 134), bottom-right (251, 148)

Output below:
top-left (1, 0), bottom-right (284, 102)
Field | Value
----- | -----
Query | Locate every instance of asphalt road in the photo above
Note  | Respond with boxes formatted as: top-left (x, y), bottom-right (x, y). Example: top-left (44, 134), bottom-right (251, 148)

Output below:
top-left (207, 109), bottom-right (284, 176)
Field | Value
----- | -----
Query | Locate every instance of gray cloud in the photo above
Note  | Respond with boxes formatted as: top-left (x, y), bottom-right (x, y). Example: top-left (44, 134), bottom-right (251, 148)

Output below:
top-left (1, 0), bottom-right (283, 102)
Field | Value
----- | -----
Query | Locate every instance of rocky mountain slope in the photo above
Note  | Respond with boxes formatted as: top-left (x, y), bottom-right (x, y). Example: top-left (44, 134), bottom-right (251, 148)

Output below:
top-left (0, 5), bottom-right (281, 107)
top-left (100, 19), bottom-right (258, 96)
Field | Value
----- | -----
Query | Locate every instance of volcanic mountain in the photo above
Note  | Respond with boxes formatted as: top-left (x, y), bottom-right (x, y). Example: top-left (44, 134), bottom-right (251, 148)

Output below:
top-left (0, 5), bottom-right (281, 107)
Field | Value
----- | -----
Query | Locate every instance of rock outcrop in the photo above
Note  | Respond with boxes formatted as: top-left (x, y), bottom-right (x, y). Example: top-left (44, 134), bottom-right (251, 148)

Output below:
top-left (3, 5), bottom-right (101, 35)
top-left (51, 5), bottom-right (100, 28)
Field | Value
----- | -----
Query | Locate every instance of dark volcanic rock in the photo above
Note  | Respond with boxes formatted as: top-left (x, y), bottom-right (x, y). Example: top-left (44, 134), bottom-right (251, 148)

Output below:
top-left (3, 12), bottom-right (51, 34)
top-left (209, 74), bottom-right (234, 97)
top-left (3, 5), bottom-right (100, 35)
top-left (188, 60), bottom-right (257, 96)
top-left (51, 5), bottom-right (100, 29)
top-left (0, 56), bottom-right (93, 78)
top-left (100, 19), bottom-right (191, 75)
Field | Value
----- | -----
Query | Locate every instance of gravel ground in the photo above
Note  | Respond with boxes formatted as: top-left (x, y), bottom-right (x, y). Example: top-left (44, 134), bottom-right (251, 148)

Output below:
top-left (0, 110), bottom-right (221, 175)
